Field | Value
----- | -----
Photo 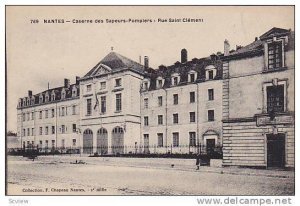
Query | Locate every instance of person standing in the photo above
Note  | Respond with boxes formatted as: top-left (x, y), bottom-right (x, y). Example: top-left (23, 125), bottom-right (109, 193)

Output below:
top-left (196, 153), bottom-right (200, 170)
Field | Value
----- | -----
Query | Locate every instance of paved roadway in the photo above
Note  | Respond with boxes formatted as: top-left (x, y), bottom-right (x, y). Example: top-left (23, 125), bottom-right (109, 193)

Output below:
top-left (7, 156), bottom-right (294, 195)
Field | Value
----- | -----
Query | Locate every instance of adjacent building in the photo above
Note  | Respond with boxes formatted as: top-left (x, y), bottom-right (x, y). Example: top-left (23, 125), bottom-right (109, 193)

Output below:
top-left (221, 28), bottom-right (295, 168)
top-left (16, 27), bottom-right (294, 168)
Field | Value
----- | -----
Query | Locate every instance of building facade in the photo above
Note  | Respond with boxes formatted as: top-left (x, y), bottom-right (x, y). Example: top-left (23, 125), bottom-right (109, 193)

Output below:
top-left (16, 27), bottom-right (294, 168)
top-left (221, 28), bottom-right (295, 168)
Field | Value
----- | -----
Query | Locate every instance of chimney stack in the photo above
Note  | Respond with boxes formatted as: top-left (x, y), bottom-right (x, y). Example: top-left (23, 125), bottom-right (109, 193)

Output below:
top-left (76, 76), bottom-right (80, 85)
top-left (224, 39), bottom-right (230, 56)
top-left (64, 78), bottom-right (70, 88)
top-left (144, 56), bottom-right (149, 69)
top-left (181, 48), bottom-right (187, 63)
top-left (28, 90), bottom-right (32, 97)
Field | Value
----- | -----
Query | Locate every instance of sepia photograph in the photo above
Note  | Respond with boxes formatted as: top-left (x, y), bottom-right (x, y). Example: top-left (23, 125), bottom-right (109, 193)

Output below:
top-left (5, 5), bottom-right (295, 198)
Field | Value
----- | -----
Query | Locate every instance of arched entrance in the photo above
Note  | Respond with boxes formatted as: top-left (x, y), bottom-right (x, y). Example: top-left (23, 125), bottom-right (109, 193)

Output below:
top-left (83, 129), bottom-right (93, 154)
top-left (97, 128), bottom-right (108, 155)
top-left (203, 130), bottom-right (219, 156)
top-left (112, 126), bottom-right (124, 154)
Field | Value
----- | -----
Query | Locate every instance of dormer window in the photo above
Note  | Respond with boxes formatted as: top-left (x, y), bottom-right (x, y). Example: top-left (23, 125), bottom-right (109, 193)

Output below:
top-left (45, 93), bottom-right (49, 102)
top-left (18, 99), bottom-right (22, 107)
top-left (23, 98), bottom-right (27, 106)
top-left (156, 77), bottom-right (164, 89)
top-left (39, 94), bottom-right (43, 104)
top-left (171, 73), bottom-right (180, 86)
top-left (31, 97), bottom-right (35, 105)
top-left (61, 89), bottom-right (66, 99)
top-left (142, 79), bottom-right (150, 91)
top-left (188, 70), bottom-right (197, 83)
top-left (72, 86), bottom-right (77, 97)
top-left (268, 40), bottom-right (283, 70)
top-left (100, 81), bottom-right (106, 90)
top-left (51, 91), bottom-right (56, 101)
top-left (205, 65), bottom-right (217, 80)
top-left (27, 98), bottom-right (30, 106)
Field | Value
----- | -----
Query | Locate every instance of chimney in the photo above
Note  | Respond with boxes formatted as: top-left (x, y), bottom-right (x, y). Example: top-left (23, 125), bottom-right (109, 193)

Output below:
top-left (181, 48), bottom-right (187, 63)
top-left (28, 90), bottom-right (32, 97)
top-left (64, 78), bottom-right (70, 88)
top-left (255, 37), bottom-right (258, 41)
top-left (224, 39), bottom-right (230, 56)
top-left (144, 56), bottom-right (149, 69)
top-left (139, 55), bottom-right (141, 64)
top-left (76, 76), bottom-right (80, 85)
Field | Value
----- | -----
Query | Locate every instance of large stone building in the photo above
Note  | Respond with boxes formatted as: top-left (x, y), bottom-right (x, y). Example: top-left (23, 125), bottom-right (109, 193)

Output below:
top-left (16, 27), bottom-right (294, 168)
top-left (222, 28), bottom-right (295, 168)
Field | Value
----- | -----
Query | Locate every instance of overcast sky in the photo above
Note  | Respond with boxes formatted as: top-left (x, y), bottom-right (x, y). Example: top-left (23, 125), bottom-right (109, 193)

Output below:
top-left (6, 6), bottom-right (294, 132)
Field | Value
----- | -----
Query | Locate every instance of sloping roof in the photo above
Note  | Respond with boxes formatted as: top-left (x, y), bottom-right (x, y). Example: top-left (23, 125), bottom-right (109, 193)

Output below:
top-left (260, 27), bottom-right (290, 40)
top-left (84, 52), bottom-right (144, 78)
top-left (227, 39), bottom-right (263, 56)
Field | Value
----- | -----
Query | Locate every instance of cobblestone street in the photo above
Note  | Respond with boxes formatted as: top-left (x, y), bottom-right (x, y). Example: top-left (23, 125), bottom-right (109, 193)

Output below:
top-left (7, 156), bottom-right (294, 195)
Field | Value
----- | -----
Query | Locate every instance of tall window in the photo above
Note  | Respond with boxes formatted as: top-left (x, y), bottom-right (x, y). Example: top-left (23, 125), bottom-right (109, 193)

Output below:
top-left (267, 85), bottom-right (284, 113)
top-left (144, 98), bottom-right (149, 109)
top-left (45, 140), bottom-right (48, 149)
top-left (100, 81), bottom-right (106, 90)
top-left (86, 98), bottom-right (92, 115)
top-left (45, 110), bottom-right (48, 118)
top-left (45, 126), bottom-right (49, 135)
top-left (51, 109), bottom-right (55, 118)
top-left (86, 84), bottom-right (92, 92)
top-left (173, 94), bottom-right (178, 105)
top-left (189, 132), bottom-right (196, 146)
top-left (101, 96), bottom-right (106, 113)
top-left (72, 105), bottom-right (76, 115)
top-left (52, 140), bottom-right (55, 148)
top-left (27, 128), bottom-right (30, 136)
top-left (61, 125), bottom-right (65, 134)
top-left (115, 78), bottom-right (122, 87)
top-left (72, 139), bottom-right (77, 147)
top-left (22, 113), bottom-right (25, 122)
top-left (144, 116), bottom-right (149, 126)
top-left (173, 132), bottom-right (179, 147)
top-left (52, 126), bottom-right (55, 134)
top-left (190, 112), bottom-right (196, 123)
top-left (31, 112), bottom-right (34, 120)
top-left (39, 127), bottom-right (43, 135)
top-left (268, 41), bottom-right (283, 69)
top-left (39, 111), bottom-right (42, 119)
top-left (158, 96), bottom-right (163, 107)
top-left (157, 133), bottom-right (163, 147)
top-left (116, 93), bottom-right (122, 112)
top-left (208, 110), bottom-right (215, 122)
top-left (208, 70), bottom-right (214, 80)
top-left (61, 139), bottom-right (65, 149)
top-left (158, 115), bottom-right (163, 125)
top-left (61, 107), bottom-right (65, 116)
top-left (208, 89), bottom-right (214, 101)
top-left (73, 124), bottom-right (77, 132)
top-left (190, 92), bottom-right (195, 103)
top-left (32, 128), bottom-right (34, 136)
top-left (173, 113), bottom-right (179, 124)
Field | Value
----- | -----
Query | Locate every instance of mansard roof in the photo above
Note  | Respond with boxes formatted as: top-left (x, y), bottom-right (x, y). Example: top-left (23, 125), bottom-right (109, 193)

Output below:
top-left (83, 52), bottom-right (144, 79)
top-left (144, 56), bottom-right (223, 91)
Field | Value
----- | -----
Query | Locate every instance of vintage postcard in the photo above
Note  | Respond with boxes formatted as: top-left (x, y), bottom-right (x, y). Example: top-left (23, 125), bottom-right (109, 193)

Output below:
top-left (6, 5), bottom-right (294, 197)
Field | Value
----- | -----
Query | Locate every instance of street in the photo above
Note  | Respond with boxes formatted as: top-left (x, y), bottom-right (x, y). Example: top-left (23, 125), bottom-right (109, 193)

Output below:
top-left (7, 156), bottom-right (294, 195)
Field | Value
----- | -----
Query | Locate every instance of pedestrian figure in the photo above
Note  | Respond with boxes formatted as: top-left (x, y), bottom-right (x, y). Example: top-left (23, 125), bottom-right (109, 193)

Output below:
top-left (196, 153), bottom-right (200, 170)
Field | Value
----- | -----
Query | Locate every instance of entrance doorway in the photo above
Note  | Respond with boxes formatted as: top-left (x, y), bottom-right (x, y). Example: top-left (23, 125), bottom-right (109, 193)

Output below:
top-left (267, 133), bottom-right (285, 168)
top-left (206, 139), bottom-right (216, 155)
top-left (83, 129), bottom-right (93, 154)
top-left (97, 128), bottom-right (108, 155)
top-left (112, 127), bottom-right (124, 154)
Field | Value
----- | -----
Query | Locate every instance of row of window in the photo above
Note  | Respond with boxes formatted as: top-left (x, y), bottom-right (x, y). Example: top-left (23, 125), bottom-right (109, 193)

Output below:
top-left (144, 110), bottom-right (215, 126)
top-left (24, 139), bottom-right (77, 148)
top-left (86, 94), bottom-right (121, 116)
top-left (85, 78), bottom-right (122, 93)
top-left (22, 124), bottom-right (77, 136)
top-left (144, 132), bottom-right (197, 147)
top-left (144, 89), bottom-right (214, 108)
top-left (22, 105), bottom-right (77, 122)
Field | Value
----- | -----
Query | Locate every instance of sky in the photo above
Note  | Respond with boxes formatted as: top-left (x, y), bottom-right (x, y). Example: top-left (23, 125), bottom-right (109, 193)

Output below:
top-left (6, 6), bottom-right (294, 132)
